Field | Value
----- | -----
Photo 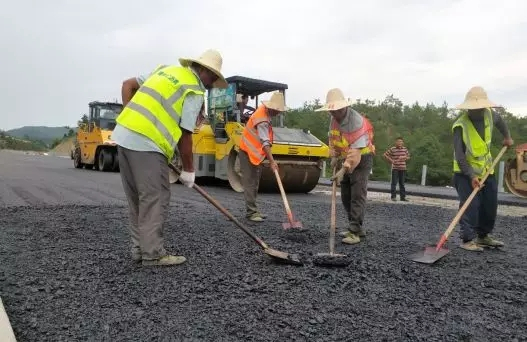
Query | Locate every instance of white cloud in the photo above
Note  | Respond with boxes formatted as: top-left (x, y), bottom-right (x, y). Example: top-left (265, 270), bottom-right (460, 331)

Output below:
top-left (1, 0), bottom-right (526, 130)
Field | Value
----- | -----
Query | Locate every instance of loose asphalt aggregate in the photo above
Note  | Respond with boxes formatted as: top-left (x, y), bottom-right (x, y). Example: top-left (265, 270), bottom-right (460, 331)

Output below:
top-left (1, 150), bottom-right (526, 341)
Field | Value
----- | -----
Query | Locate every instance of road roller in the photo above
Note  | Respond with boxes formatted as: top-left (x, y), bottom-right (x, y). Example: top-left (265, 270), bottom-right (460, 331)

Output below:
top-left (170, 75), bottom-right (330, 193)
top-left (504, 143), bottom-right (527, 198)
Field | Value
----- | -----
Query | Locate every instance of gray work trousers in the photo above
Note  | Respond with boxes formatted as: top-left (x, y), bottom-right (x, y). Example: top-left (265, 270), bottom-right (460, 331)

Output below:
top-left (340, 153), bottom-right (373, 233)
top-left (117, 146), bottom-right (170, 260)
top-left (238, 149), bottom-right (262, 217)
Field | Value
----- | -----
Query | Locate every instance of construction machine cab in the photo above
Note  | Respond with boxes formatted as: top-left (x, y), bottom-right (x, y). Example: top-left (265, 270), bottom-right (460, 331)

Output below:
top-left (208, 76), bottom-right (288, 141)
top-left (87, 101), bottom-right (123, 131)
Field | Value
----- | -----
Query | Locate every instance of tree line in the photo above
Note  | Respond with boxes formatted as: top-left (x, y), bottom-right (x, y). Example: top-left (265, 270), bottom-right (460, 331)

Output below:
top-left (281, 95), bottom-right (527, 186)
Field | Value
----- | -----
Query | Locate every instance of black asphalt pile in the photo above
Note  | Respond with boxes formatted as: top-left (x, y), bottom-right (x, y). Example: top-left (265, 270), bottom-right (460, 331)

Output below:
top-left (1, 201), bottom-right (526, 341)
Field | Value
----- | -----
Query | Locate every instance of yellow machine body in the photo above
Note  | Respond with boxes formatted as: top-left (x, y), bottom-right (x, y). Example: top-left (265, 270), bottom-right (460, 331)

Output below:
top-left (72, 101), bottom-right (123, 172)
top-left (504, 142), bottom-right (527, 198)
top-left (171, 75), bottom-right (330, 193)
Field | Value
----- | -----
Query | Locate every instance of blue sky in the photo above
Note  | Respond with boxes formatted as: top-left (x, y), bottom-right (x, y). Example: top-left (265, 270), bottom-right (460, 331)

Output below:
top-left (1, 0), bottom-right (526, 130)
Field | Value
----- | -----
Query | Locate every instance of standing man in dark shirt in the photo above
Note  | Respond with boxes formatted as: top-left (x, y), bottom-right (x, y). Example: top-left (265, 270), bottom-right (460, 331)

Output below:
top-left (383, 137), bottom-right (410, 201)
top-left (452, 86), bottom-right (514, 252)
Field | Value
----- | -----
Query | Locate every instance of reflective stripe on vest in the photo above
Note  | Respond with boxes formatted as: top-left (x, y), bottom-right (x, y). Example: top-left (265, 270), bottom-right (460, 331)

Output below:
top-left (452, 108), bottom-right (494, 177)
top-left (116, 65), bottom-right (204, 161)
top-left (239, 106), bottom-right (274, 165)
top-left (329, 114), bottom-right (375, 157)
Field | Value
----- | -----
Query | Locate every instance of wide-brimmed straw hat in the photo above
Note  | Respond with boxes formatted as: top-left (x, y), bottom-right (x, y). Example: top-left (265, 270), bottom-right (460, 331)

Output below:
top-left (179, 49), bottom-right (228, 89)
top-left (456, 86), bottom-right (498, 110)
top-left (262, 91), bottom-right (288, 112)
top-left (315, 88), bottom-right (352, 112)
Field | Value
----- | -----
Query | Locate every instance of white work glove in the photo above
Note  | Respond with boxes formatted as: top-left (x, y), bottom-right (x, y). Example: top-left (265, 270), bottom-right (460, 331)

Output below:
top-left (179, 171), bottom-right (195, 188)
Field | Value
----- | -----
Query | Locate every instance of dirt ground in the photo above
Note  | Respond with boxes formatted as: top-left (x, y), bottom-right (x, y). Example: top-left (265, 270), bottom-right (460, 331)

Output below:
top-left (1, 150), bottom-right (526, 341)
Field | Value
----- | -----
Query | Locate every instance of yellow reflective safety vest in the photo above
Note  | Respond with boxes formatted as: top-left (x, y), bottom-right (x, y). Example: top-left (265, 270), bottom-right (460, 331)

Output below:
top-left (116, 65), bottom-right (205, 161)
top-left (452, 108), bottom-right (494, 177)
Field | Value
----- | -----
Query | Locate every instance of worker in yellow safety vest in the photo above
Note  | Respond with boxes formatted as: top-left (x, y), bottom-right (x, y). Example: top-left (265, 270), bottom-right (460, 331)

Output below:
top-left (112, 49), bottom-right (228, 266)
top-left (316, 88), bottom-right (375, 245)
top-left (452, 86), bottom-right (513, 252)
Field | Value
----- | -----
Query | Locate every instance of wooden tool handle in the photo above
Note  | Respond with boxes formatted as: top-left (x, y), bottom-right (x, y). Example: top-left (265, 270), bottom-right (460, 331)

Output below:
top-left (273, 168), bottom-right (294, 222)
top-left (330, 167), bottom-right (337, 255)
top-left (168, 162), bottom-right (269, 250)
top-left (437, 145), bottom-right (509, 250)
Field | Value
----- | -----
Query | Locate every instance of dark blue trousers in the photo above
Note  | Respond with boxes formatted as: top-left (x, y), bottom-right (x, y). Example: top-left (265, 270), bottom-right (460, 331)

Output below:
top-left (453, 173), bottom-right (498, 242)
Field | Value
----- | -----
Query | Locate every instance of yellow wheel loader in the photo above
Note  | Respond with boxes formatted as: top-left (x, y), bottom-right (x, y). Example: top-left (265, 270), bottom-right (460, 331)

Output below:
top-left (73, 101), bottom-right (123, 172)
top-left (504, 143), bottom-right (527, 198)
top-left (170, 76), bottom-right (330, 193)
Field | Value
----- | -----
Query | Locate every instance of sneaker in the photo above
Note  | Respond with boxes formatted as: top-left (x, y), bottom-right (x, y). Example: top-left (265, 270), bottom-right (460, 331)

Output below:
top-left (391, 198), bottom-right (397, 202)
top-left (257, 212), bottom-right (267, 219)
top-left (460, 240), bottom-right (484, 252)
top-left (142, 255), bottom-right (187, 266)
top-left (247, 213), bottom-right (264, 222)
top-left (400, 198), bottom-right (409, 202)
top-left (342, 232), bottom-right (361, 245)
top-left (476, 235), bottom-right (504, 248)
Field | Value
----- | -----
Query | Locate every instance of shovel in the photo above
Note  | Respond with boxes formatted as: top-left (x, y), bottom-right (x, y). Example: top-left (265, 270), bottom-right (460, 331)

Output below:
top-left (313, 166), bottom-right (350, 267)
top-left (410, 145), bottom-right (508, 264)
top-left (168, 163), bottom-right (303, 266)
top-left (273, 168), bottom-right (304, 230)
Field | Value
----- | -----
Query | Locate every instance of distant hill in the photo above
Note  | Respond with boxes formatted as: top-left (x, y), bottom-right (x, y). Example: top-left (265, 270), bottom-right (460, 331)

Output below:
top-left (0, 131), bottom-right (48, 152)
top-left (6, 126), bottom-right (77, 144)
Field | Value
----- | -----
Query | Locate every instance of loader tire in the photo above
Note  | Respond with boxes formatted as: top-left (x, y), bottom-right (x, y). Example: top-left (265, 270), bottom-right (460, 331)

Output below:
top-left (98, 149), bottom-right (113, 172)
top-left (112, 151), bottom-right (119, 172)
top-left (73, 149), bottom-right (83, 169)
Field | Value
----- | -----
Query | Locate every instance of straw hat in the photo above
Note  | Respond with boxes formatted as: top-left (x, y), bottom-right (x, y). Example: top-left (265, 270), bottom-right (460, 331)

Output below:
top-left (456, 86), bottom-right (498, 110)
top-left (179, 49), bottom-right (228, 89)
top-left (315, 88), bottom-right (352, 112)
top-left (262, 91), bottom-right (288, 112)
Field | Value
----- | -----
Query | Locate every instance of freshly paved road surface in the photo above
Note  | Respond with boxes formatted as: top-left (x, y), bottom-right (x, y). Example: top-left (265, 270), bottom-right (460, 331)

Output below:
top-left (1, 149), bottom-right (526, 341)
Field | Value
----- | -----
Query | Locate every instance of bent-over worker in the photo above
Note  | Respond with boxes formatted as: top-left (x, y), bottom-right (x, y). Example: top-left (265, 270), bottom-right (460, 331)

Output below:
top-left (316, 88), bottom-right (375, 245)
top-left (112, 49), bottom-right (228, 266)
top-left (452, 86), bottom-right (513, 251)
top-left (238, 91), bottom-right (288, 222)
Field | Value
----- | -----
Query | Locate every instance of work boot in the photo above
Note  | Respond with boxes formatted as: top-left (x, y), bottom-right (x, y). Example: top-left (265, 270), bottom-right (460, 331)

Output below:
top-left (339, 226), bottom-right (365, 238)
top-left (142, 255), bottom-right (187, 266)
top-left (342, 232), bottom-right (361, 245)
top-left (476, 235), bottom-right (505, 248)
top-left (248, 212), bottom-right (264, 222)
top-left (460, 240), bottom-right (484, 252)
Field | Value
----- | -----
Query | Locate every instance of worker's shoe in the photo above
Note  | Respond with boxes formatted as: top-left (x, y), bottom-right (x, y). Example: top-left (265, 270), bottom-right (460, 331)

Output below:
top-left (142, 255), bottom-right (187, 266)
top-left (247, 213), bottom-right (264, 222)
top-left (460, 240), bottom-right (484, 252)
top-left (339, 227), bottom-right (365, 238)
top-left (257, 212), bottom-right (267, 219)
top-left (476, 235), bottom-right (504, 248)
top-left (342, 232), bottom-right (361, 245)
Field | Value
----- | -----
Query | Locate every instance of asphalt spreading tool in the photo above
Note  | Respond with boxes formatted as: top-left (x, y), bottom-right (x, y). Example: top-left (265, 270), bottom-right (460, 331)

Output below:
top-left (273, 168), bottom-right (304, 230)
top-left (313, 167), bottom-right (350, 267)
top-left (410, 145), bottom-right (509, 264)
top-left (168, 163), bottom-right (303, 266)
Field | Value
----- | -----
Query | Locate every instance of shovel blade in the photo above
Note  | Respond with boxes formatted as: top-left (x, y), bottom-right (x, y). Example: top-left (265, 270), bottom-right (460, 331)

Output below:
top-left (264, 248), bottom-right (303, 266)
top-left (409, 246), bottom-right (450, 264)
top-left (282, 221), bottom-right (304, 231)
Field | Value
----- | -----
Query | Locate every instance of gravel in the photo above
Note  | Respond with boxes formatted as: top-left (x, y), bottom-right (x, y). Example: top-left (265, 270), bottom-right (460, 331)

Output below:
top-left (1, 200), bottom-right (526, 342)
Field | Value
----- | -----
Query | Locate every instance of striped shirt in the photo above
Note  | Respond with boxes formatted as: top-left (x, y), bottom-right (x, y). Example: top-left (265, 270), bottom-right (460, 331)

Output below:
top-left (384, 146), bottom-right (410, 170)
